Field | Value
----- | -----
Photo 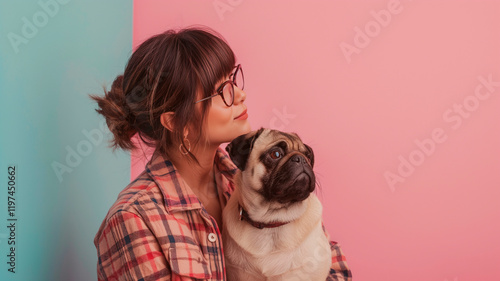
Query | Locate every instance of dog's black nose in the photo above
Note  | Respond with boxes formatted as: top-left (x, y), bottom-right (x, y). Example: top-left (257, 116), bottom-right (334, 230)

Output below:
top-left (291, 154), bottom-right (307, 164)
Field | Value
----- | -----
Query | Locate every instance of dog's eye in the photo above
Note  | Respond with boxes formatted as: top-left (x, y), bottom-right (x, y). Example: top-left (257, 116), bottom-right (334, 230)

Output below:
top-left (269, 149), bottom-right (282, 160)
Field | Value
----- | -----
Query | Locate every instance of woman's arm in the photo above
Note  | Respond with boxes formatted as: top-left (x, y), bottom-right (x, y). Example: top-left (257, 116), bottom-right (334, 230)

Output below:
top-left (322, 222), bottom-right (352, 281)
top-left (96, 211), bottom-right (172, 281)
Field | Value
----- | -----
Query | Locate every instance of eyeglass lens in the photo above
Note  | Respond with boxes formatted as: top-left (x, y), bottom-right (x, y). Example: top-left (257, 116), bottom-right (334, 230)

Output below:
top-left (221, 66), bottom-right (244, 106)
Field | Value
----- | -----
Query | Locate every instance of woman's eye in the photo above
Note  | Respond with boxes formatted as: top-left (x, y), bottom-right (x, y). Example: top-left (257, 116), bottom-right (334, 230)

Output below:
top-left (269, 150), bottom-right (282, 159)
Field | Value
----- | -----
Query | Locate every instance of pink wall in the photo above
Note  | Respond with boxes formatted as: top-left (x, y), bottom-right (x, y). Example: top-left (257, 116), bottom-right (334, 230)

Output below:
top-left (131, 1), bottom-right (500, 280)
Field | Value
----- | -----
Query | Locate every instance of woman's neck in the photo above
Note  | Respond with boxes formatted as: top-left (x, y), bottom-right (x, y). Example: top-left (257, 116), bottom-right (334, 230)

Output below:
top-left (167, 143), bottom-right (220, 199)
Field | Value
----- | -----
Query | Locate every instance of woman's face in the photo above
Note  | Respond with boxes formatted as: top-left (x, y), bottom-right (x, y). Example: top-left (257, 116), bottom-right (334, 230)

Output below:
top-left (201, 75), bottom-right (251, 145)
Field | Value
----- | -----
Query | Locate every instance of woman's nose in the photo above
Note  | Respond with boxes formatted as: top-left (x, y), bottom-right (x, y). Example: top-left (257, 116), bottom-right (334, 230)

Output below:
top-left (233, 86), bottom-right (246, 104)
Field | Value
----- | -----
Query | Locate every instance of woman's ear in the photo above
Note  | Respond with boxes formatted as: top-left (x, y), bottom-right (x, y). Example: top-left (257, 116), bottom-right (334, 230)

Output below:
top-left (160, 112), bottom-right (175, 132)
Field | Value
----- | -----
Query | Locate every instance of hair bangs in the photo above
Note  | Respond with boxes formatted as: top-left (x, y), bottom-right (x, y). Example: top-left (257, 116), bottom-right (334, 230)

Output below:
top-left (178, 28), bottom-right (236, 101)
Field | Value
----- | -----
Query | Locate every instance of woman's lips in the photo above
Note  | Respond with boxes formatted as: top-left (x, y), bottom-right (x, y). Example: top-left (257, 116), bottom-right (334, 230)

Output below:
top-left (235, 109), bottom-right (248, 120)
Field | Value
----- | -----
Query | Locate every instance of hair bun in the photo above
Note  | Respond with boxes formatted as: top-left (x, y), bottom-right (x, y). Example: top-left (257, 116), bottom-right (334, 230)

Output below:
top-left (89, 75), bottom-right (137, 151)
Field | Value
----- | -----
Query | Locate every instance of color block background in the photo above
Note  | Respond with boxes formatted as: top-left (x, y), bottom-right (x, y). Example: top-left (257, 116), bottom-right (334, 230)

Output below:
top-left (0, 1), bottom-right (499, 281)
top-left (132, 1), bottom-right (500, 281)
top-left (0, 1), bottom-right (132, 281)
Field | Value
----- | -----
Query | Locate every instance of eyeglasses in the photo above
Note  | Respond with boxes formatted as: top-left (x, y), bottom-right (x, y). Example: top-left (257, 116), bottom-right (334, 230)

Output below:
top-left (194, 64), bottom-right (244, 107)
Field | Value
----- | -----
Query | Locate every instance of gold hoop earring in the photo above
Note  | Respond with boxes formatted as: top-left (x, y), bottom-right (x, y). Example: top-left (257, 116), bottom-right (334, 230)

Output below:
top-left (179, 138), bottom-right (191, 155)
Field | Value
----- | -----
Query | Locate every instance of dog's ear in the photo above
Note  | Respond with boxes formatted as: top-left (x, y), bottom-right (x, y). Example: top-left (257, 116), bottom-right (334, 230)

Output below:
top-left (304, 143), bottom-right (315, 168)
top-left (226, 128), bottom-right (265, 171)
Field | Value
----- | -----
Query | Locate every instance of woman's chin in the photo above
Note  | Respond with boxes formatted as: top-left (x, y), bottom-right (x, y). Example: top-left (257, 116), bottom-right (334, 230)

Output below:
top-left (235, 122), bottom-right (252, 138)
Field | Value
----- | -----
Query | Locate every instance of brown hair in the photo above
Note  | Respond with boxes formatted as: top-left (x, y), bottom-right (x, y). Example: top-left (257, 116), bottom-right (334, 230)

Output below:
top-left (89, 27), bottom-right (236, 165)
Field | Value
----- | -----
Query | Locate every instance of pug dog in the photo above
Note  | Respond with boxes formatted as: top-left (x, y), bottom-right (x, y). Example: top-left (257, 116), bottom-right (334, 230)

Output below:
top-left (222, 128), bottom-right (331, 281)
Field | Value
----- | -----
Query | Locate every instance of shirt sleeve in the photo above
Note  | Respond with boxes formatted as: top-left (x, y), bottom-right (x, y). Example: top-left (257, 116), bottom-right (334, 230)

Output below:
top-left (96, 211), bottom-right (172, 281)
top-left (322, 222), bottom-right (352, 281)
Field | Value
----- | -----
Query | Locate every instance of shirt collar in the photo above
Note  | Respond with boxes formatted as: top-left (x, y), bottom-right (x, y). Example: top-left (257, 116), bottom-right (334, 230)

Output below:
top-left (145, 147), bottom-right (238, 213)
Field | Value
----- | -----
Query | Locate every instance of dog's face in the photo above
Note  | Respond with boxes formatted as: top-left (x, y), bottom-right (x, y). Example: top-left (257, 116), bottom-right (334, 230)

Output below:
top-left (226, 128), bottom-right (316, 209)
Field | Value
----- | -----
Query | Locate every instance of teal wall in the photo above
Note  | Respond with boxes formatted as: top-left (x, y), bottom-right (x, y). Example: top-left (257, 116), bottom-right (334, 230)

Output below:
top-left (0, 1), bottom-right (133, 280)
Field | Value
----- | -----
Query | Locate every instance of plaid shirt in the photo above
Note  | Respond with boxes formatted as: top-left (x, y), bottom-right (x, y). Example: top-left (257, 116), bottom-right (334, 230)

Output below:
top-left (94, 147), bottom-right (352, 281)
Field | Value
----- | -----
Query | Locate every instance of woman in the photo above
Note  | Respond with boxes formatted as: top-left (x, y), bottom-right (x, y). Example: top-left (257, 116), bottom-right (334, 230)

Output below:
top-left (91, 27), bottom-right (351, 281)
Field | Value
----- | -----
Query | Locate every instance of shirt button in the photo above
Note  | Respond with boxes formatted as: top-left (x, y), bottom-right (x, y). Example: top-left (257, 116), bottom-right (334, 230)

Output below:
top-left (208, 233), bottom-right (217, 243)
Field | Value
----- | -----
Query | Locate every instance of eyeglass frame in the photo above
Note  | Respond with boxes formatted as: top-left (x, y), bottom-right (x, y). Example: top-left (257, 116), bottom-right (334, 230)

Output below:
top-left (193, 64), bottom-right (244, 107)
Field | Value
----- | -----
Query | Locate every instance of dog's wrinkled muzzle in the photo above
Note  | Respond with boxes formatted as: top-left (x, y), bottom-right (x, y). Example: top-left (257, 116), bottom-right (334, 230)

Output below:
top-left (263, 153), bottom-right (316, 204)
